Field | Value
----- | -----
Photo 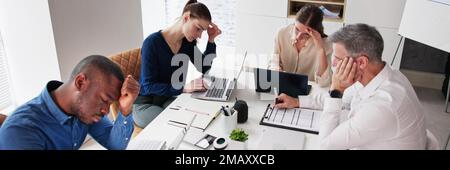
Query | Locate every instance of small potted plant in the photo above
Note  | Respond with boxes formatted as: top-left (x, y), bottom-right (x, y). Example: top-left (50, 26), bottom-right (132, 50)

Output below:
top-left (229, 128), bottom-right (249, 150)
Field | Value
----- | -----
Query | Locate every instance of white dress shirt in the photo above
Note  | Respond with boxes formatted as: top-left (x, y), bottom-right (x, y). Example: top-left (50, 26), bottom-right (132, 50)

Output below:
top-left (298, 82), bottom-right (356, 110)
top-left (318, 65), bottom-right (427, 150)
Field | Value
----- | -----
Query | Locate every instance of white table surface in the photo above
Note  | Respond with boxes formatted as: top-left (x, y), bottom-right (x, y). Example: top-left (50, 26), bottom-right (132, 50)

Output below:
top-left (129, 69), bottom-right (328, 150)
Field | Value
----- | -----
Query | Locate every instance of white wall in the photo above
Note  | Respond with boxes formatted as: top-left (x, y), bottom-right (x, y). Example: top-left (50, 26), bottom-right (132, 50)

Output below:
top-left (235, 0), bottom-right (289, 68)
top-left (141, 0), bottom-right (166, 38)
top-left (235, 0), bottom-right (344, 69)
top-left (399, 0), bottom-right (450, 53)
top-left (345, 0), bottom-right (406, 29)
top-left (345, 0), bottom-right (407, 69)
top-left (49, 0), bottom-right (144, 81)
top-left (0, 0), bottom-right (61, 106)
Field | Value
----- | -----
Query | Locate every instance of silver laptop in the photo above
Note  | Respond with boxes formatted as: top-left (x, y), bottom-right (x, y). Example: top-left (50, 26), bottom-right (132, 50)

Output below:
top-left (191, 52), bottom-right (247, 101)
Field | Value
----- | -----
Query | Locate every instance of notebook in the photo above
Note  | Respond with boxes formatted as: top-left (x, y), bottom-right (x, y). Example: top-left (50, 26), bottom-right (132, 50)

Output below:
top-left (126, 139), bottom-right (167, 150)
top-left (127, 115), bottom-right (197, 150)
top-left (167, 108), bottom-right (220, 131)
top-left (259, 104), bottom-right (321, 134)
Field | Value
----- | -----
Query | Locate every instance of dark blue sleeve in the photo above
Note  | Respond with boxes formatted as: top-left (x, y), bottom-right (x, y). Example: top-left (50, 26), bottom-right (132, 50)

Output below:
top-left (0, 121), bottom-right (45, 150)
top-left (190, 42), bottom-right (216, 74)
top-left (140, 36), bottom-right (183, 96)
top-left (88, 112), bottom-right (134, 150)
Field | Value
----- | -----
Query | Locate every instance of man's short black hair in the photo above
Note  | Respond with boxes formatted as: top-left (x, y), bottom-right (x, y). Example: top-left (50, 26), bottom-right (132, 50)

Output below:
top-left (70, 55), bottom-right (124, 83)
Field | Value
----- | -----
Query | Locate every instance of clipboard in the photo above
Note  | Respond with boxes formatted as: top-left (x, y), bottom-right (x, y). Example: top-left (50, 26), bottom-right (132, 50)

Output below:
top-left (259, 104), bottom-right (321, 134)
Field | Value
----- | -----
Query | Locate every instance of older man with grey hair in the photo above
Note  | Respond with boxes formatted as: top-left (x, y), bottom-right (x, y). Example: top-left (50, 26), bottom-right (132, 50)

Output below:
top-left (316, 23), bottom-right (426, 149)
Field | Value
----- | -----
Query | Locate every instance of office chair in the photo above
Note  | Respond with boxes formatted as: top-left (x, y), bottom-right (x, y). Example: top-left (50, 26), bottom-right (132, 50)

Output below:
top-left (109, 48), bottom-right (142, 121)
top-left (0, 113), bottom-right (7, 127)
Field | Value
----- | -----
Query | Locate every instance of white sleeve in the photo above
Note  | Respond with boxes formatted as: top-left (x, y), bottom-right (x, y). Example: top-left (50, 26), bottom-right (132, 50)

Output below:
top-left (298, 83), bottom-right (358, 111)
top-left (298, 91), bottom-right (327, 110)
top-left (341, 84), bottom-right (358, 110)
top-left (319, 99), bottom-right (397, 150)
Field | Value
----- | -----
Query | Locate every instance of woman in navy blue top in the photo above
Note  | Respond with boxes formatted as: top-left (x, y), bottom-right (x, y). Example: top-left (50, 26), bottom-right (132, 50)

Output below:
top-left (133, 0), bottom-right (222, 128)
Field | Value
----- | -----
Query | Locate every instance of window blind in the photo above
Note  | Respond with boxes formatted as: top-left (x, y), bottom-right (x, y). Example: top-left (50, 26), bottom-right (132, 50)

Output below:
top-left (0, 31), bottom-right (13, 111)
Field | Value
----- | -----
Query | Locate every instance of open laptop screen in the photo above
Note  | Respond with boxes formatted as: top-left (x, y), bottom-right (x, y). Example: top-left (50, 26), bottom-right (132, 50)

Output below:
top-left (253, 68), bottom-right (311, 97)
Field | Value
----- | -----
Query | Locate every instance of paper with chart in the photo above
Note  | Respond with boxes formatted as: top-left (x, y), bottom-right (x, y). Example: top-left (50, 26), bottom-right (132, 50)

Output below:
top-left (260, 105), bottom-right (321, 134)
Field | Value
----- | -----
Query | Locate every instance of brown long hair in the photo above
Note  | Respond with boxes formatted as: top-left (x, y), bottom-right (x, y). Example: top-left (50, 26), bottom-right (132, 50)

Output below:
top-left (182, 0), bottom-right (212, 22)
top-left (296, 5), bottom-right (327, 38)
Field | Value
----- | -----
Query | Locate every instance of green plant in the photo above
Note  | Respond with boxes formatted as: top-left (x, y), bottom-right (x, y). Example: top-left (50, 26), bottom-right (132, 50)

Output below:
top-left (229, 128), bottom-right (248, 142)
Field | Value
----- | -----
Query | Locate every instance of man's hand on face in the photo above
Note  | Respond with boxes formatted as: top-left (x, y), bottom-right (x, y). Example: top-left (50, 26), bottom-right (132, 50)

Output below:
top-left (119, 75), bottom-right (140, 116)
top-left (274, 93), bottom-right (299, 109)
top-left (331, 57), bottom-right (357, 93)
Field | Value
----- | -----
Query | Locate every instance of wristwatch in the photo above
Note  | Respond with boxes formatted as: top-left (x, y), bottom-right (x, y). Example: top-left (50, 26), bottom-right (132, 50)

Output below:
top-left (329, 89), bottom-right (343, 98)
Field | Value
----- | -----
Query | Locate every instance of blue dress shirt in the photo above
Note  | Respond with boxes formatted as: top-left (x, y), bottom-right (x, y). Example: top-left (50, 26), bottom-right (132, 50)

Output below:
top-left (139, 30), bottom-right (216, 97)
top-left (0, 81), bottom-right (134, 150)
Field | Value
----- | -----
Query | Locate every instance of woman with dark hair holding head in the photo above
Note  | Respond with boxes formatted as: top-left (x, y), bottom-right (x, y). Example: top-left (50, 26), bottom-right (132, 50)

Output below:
top-left (269, 5), bottom-right (332, 87)
top-left (134, 0), bottom-right (221, 128)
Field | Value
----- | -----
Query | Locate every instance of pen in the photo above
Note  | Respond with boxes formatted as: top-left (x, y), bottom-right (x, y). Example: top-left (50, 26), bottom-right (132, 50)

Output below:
top-left (274, 87), bottom-right (281, 104)
top-left (185, 108), bottom-right (210, 116)
top-left (212, 110), bottom-right (221, 119)
top-left (221, 106), bottom-right (229, 116)
top-left (264, 104), bottom-right (271, 119)
top-left (169, 105), bottom-right (182, 110)
top-left (225, 106), bottom-right (232, 115)
top-left (168, 120), bottom-right (203, 131)
top-left (168, 121), bottom-right (185, 128)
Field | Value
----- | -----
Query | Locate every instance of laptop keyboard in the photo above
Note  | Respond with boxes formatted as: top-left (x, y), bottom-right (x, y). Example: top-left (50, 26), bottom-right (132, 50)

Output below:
top-left (205, 77), bottom-right (230, 98)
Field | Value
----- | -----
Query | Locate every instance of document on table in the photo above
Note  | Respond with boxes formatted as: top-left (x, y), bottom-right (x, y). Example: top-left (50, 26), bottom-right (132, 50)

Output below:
top-left (260, 104), bottom-right (321, 134)
top-left (167, 108), bottom-right (220, 131)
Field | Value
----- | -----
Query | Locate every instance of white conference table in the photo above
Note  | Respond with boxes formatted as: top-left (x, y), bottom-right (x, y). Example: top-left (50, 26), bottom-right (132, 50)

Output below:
top-left (129, 68), bottom-right (328, 150)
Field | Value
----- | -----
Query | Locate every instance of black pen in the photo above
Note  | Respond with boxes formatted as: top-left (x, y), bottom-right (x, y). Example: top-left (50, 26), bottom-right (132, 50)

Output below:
top-left (264, 104), bottom-right (271, 119)
top-left (275, 98), bottom-right (281, 104)
top-left (221, 106), bottom-right (229, 116)
top-left (226, 106), bottom-right (232, 115)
